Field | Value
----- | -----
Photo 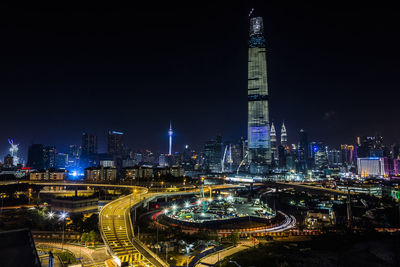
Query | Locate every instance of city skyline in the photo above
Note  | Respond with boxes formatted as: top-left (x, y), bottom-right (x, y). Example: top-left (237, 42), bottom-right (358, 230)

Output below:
top-left (2, 5), bottom-right (400, 267)
top-left (1, 5), bottom-right (400, 159)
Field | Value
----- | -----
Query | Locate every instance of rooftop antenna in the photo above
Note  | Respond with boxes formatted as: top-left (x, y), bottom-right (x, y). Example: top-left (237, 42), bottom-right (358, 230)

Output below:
top-left (248, 8), bottom-right (254, 17)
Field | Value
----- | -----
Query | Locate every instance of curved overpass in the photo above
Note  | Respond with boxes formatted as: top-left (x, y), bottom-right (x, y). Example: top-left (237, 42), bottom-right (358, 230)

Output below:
top-left (100, 185), bottom-right (242, 266)
top-left (100, 187), bottom-right (167, 266)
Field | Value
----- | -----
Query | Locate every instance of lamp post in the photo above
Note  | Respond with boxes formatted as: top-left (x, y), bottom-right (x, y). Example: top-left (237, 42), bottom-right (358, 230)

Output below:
top-left (59, 212), bottom-right (68, 250)
top-left (136, 225), bottom-right (140, 239)
top-left (165, 243), bottom-right (168, 264)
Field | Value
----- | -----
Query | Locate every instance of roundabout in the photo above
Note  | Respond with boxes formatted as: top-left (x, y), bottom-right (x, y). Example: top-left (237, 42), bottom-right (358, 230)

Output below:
top-left (155, 194), bottom-right (296, 236)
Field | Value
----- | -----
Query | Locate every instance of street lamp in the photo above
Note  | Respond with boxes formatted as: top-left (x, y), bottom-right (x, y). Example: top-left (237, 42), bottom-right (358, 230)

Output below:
top-left (59, 211), bottom-right (68, 250)
top-left (47, 211), bottom-right (55, 219)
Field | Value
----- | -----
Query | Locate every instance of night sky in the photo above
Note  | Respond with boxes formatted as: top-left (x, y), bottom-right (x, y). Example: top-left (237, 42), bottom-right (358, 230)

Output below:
top-left (1, 4), bottom-right (399, 160)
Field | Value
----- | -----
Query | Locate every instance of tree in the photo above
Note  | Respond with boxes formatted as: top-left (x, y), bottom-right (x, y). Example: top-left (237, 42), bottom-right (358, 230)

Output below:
top-left (88, 230), bottom-right (96, 246)
top-left (70, 214), bottom-right (84, 232)
top-left (81, 233), bottom-right (89, 246)
top-left (229, 231), bottom-right (240, 246)
top-left (82, 214), bottom-right (99, 233)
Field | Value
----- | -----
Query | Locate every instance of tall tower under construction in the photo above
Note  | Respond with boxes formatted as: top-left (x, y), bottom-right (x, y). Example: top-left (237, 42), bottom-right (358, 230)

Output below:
top-left (247, 10), bottom-right (271, 174)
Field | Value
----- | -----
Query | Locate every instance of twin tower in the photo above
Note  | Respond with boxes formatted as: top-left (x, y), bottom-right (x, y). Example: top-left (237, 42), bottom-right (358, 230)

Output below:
top-left (247, 12), bottom-right (276, 174)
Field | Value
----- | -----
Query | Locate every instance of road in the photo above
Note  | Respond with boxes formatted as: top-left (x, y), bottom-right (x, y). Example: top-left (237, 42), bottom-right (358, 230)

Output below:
top-left (100, 185), bottom-right (242, 267)
top-left (100, 187), bottom-right (162, 266)
top-left (196, 241), bottom-right (257, 267)
top-left (36, 242), bottom-right (109, 267)
top-left (275, 182), bottom-right (357, 195)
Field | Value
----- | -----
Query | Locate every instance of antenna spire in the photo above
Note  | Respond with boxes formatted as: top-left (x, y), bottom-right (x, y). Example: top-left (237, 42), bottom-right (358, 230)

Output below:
top-left (248, 8), bottom-right (254, 17)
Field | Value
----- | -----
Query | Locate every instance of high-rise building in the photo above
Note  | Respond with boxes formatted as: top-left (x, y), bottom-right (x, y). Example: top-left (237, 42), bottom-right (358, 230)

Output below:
top-left (107, 131), bottom-right (124, 156)
top-left (341, 144), bottom-right (355, 165)
top-left (315, 151), bottom-right (328, 170)
top-left (43, 146), bottom-right (56, 169)
top-left (204, 135), bottom-right (222, 173)
top-left (8, 139), bottom-right (19, 166)
top-left (27, 144), bottom-right (45, 170)
top-left (68, 144), bottom-right (81, 157)
top-left (182, 145), bottom-right (196, 171)
top-left (278, 145), bottom-right (286, 169)
top-left (230, 142), bottom-right (243, 171)
top-left (357, 136), bottom-right (385, 158)
top-left (327, 149), bottom-right (342, 167)
top-left (81, 133), bottom-right (98, 157)
top-left (158, 154), bottom-right (166, 167)
top-left (270, 123), bottom-right (277, 161)
top-left (309, 142), bottom-right (325, 161)
top-left (3, 154), bottom-right (13, 168)
top-left (67, 144), bottom-right (80, 168)
top-left (247, 13), bottom-right (271, 174)
top-left (297, 129), bottom-right (309, 172)
top-left (55, 153), bottom-right (68, 169)
top-left (281, 122), bottom-right (287, 147)
top-left (81, 133), bottom-right (98, 168)
top-left (392, 144), bottom-right (400, 160)
top-left (142, 149), bottom-right (155, 165)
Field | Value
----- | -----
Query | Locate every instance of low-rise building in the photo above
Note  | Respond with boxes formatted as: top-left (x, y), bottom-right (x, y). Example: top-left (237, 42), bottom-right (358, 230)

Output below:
top-left (122, 166), bottom-right (153, 181)
top-left (336, 183), bottom-right (382, 196)
top-left (85, 166), bottom-right (117, 182)
top-left (357, 157), bottom-right (390, 178)
top-left (170, 166), bottom-right (185, 177)
top-left (51, 196), bottom-right (99, 215)
top-left (305, 209), bottom-right (335, 229)
top-left (121, 165), bottom-right (185, 181)
top-left (29, 170), bottom-right (66, 180)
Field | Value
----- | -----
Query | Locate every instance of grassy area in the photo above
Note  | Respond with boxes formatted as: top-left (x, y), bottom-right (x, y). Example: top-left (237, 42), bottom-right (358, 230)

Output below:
top-left (54, 251), bottom-right (77, 265)
top-left (219, 232), bottom-right (400, 267)
top-left (37, 248), bottom-right (77, 265)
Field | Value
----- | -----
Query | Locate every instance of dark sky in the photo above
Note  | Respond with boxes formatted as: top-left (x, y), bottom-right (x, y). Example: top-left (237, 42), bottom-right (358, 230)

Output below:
top-left (1, 4), bottom-right (399, 161)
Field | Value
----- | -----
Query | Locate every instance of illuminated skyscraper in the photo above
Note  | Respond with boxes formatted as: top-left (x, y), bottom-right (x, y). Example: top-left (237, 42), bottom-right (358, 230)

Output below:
top-left (204, 135), bottom-right (222, 173)
top-left (247, 10), bottom-right (271, 174)
top-left (168, 121), bottom-right (173, 155)
top-left (281, 122), bottom-right (287, 147)
top-left (270, 123), bottom-right (277, 161)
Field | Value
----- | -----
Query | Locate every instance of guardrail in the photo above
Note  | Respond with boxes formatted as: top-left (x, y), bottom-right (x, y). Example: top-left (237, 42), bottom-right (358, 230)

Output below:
top-left (126, 193), bottom-right (169, 267)
top-left (100, 189), bottom-right (168, 267)
top-left (100, 184), bottom-right (242, 266)
top-left (170, 245), bottom-right (224, 267)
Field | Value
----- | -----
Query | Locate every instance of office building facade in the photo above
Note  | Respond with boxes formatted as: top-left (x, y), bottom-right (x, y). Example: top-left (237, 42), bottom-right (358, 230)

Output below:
top-left (247, 15), bottom-right (271, 174)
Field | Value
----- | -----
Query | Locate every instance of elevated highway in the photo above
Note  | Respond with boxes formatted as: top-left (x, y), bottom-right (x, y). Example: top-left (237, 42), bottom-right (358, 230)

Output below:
top-left (99, 185), bottom-right (242, 266)
top-left (272, 182), bottom-right (357, 196)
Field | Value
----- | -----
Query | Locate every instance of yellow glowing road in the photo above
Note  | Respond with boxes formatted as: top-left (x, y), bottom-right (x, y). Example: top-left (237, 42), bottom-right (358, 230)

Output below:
top-left (100, 185), bottom-right (241, 267)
